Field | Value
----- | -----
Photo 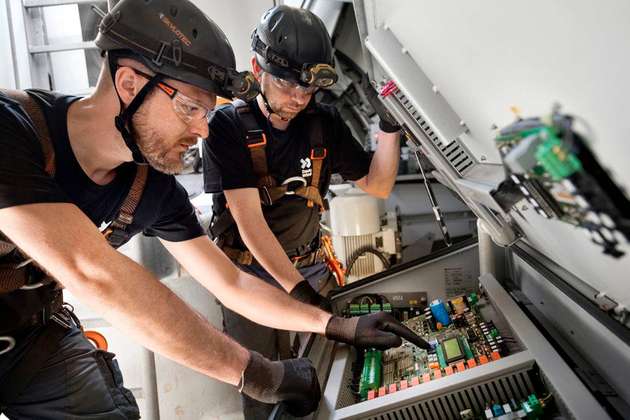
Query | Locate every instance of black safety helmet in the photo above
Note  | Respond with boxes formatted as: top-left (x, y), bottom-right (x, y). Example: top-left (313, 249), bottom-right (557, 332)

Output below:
top-left (95, 0), bottom-right (257, 100)
top-left (93, 0), bottom-right (259, 164)
top-left (252, 5), bottom-right (337, 88)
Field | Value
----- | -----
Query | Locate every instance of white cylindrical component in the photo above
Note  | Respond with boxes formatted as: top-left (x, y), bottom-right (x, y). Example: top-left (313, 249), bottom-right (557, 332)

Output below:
top-left (330, 188), bottom-right (381, 236)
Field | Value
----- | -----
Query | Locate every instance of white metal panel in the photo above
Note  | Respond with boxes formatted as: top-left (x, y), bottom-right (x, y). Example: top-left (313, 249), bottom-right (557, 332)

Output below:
top-left (0, 0), bottom-right (17, 88)
top-left (363, 0), bottom-right (630, 308)
top-left (193, 0), bottom-right (274, 72)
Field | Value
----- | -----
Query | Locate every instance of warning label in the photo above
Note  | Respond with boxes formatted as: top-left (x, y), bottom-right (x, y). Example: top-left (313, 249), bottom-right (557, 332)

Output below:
top-left (444, 267), bottom-right (475, 298)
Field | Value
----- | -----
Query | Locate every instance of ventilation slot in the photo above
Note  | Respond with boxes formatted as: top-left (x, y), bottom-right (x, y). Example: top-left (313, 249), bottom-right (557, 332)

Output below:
top-left (344, 368), bottom-right (536, 420)
top-left (389, 88), bottom-right (475, 177)
top-left (343, 234), bottom-right (376, 278)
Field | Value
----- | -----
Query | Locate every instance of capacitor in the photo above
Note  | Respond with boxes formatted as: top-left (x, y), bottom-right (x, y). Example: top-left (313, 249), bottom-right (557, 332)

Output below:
top-left (430, 299), bottom-right (451, 326)
top-left (424, 307), bottom-right (436, 331)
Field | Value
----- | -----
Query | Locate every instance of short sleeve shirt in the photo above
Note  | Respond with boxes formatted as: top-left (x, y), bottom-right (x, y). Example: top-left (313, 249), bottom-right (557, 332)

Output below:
top-left (0, 89), bottom-right (204, 245)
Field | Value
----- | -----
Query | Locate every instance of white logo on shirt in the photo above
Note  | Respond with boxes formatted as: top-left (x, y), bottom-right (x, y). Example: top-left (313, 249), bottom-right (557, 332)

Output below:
top-left (300, 157), bottom-right (312, 178)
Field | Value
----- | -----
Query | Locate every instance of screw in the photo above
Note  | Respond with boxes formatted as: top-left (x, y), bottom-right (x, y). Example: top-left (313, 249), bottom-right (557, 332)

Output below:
top-left (459, 120), bottom-right (466, 127)
top-left (490, 123), bottom-right (498, 130)
top-left (480, 155), bottom-right (487, 161)
top-left (432, 85), bottom-right (439, 94)
top-left (401, 47), bottom-right (408, 54)
top-left (521, 205), bottom-right (528, 211)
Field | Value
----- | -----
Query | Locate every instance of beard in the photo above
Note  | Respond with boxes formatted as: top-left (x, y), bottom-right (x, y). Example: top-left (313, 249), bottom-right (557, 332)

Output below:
top-left (131, 110), bottom-right (193, 175)
top-left (265, 94), bottom-right (299, 121)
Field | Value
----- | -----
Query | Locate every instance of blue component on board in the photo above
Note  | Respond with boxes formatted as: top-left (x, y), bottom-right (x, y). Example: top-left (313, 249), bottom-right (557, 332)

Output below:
top-left (430, 299), bottom-right (451, 326)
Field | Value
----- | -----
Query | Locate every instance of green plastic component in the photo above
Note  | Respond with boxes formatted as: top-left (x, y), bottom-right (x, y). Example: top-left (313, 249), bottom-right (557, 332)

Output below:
top-left (370, 303), bottom-right (381, 313)
top-left (535, 129), bottom-right (582, 181)
top-left (460, 337), bottom-right (474, 360)
top-left (359, 349), bottom-right (382, 400)
top-left (491, 328), bottom-right (499, 338)
top-left (382, 303), bottom-right (392, 312)
top-left (495, 127), bottom-right (545, 144)
top-left (468, 292), bottom-right (478, 306)
top-left (360, 304), bottom-right (370, 315)
top-left (436, 343), bottom-right (447, 369)
top-left (528, 394), bottom-right (543, 416)
top-left (349, 304), bottom-right (361, 316)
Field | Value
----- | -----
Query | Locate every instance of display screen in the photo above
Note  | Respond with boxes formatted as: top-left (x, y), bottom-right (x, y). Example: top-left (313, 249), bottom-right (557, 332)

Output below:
top-left (443, 337), bottom-right (463, 361)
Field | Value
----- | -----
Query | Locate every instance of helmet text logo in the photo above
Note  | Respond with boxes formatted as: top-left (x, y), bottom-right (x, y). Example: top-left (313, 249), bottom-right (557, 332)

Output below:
top-left (159, 13), bottom-right (192, 47)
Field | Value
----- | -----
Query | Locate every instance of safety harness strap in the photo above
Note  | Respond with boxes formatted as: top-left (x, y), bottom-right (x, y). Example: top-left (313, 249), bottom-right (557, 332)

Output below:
top-left (0, 89), bottom-right (56, 293)
top-left (0, 89), bottom-right (56, 177)
top-left (305, 114), bottom-right (326, 209)
top-left (103, 164), bottom-right (149, 248)
top-left (233, 100), bottom-right (327, 209)
top-left (0, 88), bottom-right (149, 296)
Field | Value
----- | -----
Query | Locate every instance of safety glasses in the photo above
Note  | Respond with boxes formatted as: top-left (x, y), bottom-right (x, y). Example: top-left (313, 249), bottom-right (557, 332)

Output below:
top-left (269, 73), bottom-right (318, 95)
top-left (133, 69), bottom-right (212, 124)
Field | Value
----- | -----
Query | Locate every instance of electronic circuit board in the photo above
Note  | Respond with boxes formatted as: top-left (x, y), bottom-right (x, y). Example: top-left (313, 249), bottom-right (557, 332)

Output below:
top-left (356, 293), bottom-right (509, 401)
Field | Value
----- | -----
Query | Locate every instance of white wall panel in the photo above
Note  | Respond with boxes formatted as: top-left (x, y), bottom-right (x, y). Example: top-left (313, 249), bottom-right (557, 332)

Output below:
top-left (362, 0), bottom-right (630, 307)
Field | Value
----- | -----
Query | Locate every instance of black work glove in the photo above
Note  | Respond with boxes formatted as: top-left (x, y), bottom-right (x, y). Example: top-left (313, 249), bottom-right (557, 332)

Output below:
top-left (240, 351), bottom-right (321, 417)
top-left (360, 73), bottom-right (401, 133)
top-left (325, 312), bottom-right (431, 350)
top-left (290, 280), bottom-right (333, 312)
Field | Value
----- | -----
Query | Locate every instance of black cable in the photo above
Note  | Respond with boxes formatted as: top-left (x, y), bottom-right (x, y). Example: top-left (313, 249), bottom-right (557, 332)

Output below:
top-left (346, 246), bottom-right (390, 275)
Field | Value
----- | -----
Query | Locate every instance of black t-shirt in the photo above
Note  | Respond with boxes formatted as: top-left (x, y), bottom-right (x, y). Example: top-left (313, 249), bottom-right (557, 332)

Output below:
top-left (0, 89), bottom-right (204, 244)
top-left (202, 100), bottom-right (371, 251)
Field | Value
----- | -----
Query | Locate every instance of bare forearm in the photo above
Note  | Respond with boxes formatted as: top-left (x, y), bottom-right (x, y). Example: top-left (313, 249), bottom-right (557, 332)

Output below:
top-left (0, 204), bottom-right (249, 386)
top-left (164, 236), bottom-right (331, 334)
top-left (238, 219), bottom-right (303, 292)
top-left (362, 131), bottom-right (400, 198)
top-left (220, 269), bottom-right (331, 333)
top-left (69, 253), bottom-right (249, 385)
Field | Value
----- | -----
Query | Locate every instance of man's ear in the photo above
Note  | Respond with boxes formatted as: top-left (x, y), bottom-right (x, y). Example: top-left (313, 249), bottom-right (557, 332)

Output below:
top-left (114, 66), bottom-right (142, 106)
top-left (251, 56), bottom-right (262, 80)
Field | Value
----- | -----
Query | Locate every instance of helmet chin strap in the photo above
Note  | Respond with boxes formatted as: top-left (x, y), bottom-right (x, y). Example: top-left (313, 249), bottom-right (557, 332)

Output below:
top-left (259, 86), bottom-right (289, 122)
top-left (108, 52), bottom-right (164, 165)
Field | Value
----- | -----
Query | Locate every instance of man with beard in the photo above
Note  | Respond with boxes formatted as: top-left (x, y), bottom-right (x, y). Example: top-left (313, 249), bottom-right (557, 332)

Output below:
top-left (203, 5), bottom-right (426, 419)
top-left (0, 0), bottom-right (424, 418)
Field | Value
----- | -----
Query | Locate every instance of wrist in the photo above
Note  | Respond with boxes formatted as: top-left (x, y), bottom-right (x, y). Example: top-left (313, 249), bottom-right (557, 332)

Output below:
top-left (289, 279), bottom-right (320, 306)
top-left (324, 315), bottom-right (358, 344)
top-left (379, 118), bottom-right (401, 133)
top-left (319, 312), bottom-right (334, 335)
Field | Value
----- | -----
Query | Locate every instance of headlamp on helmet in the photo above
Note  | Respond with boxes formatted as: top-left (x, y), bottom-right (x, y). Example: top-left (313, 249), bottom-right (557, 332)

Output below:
top-left (251, 33), bottom-right (338, 89)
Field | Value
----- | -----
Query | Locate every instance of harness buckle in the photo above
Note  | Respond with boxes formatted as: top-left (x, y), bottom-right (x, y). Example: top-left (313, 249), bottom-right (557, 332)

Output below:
top-left (310, 147), bottom-right (327, 160)
top-left (259, 186), bottom-right (273, 206)
top-left (281, 176), bottom-right (308, 195)
top-left (0, 336), bottom-right (16, 356)
top-left (246, 131), bottom-right (267, 149)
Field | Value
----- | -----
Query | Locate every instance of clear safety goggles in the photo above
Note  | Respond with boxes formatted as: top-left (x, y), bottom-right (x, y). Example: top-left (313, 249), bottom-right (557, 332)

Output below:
top-left (269, 74), bottom-right (318, 95)
top-left (133, 69), bottom-right (212, 124)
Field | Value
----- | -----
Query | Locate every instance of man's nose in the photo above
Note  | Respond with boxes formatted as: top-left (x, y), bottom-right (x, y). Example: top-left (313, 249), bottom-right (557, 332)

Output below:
top-left (291, 89), bottom-right (310, 104)
top-left (190, 118), bottom-right (210, 139)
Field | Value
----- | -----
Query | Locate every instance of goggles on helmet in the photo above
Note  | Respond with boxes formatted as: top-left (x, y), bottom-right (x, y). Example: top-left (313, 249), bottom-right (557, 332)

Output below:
top-left (207, 64), bottom-right (260, 101)
top-left (251, 33), bottom-right (338, 89)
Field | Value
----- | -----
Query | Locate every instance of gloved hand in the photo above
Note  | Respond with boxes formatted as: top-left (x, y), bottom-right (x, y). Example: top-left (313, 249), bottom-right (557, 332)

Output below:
top-left (360, 73), bottom-right (401, 133)
top-left (325, 312), bottom-right (431, 350)
top-left (239, 351), bottom-right (321, 417)
top-left (290, 279), bottom-right (333, 312)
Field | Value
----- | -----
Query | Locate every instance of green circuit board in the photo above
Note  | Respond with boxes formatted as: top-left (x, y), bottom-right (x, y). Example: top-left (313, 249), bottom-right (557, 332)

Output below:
top-left (356, 294), bottom-right (509, 401)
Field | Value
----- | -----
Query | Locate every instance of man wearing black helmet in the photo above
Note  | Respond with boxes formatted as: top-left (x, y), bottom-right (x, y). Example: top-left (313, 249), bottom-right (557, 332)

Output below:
top-left (0, 0), bottom-right (424, 418)
top-left (203, 5), bottom-right (410, 418)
